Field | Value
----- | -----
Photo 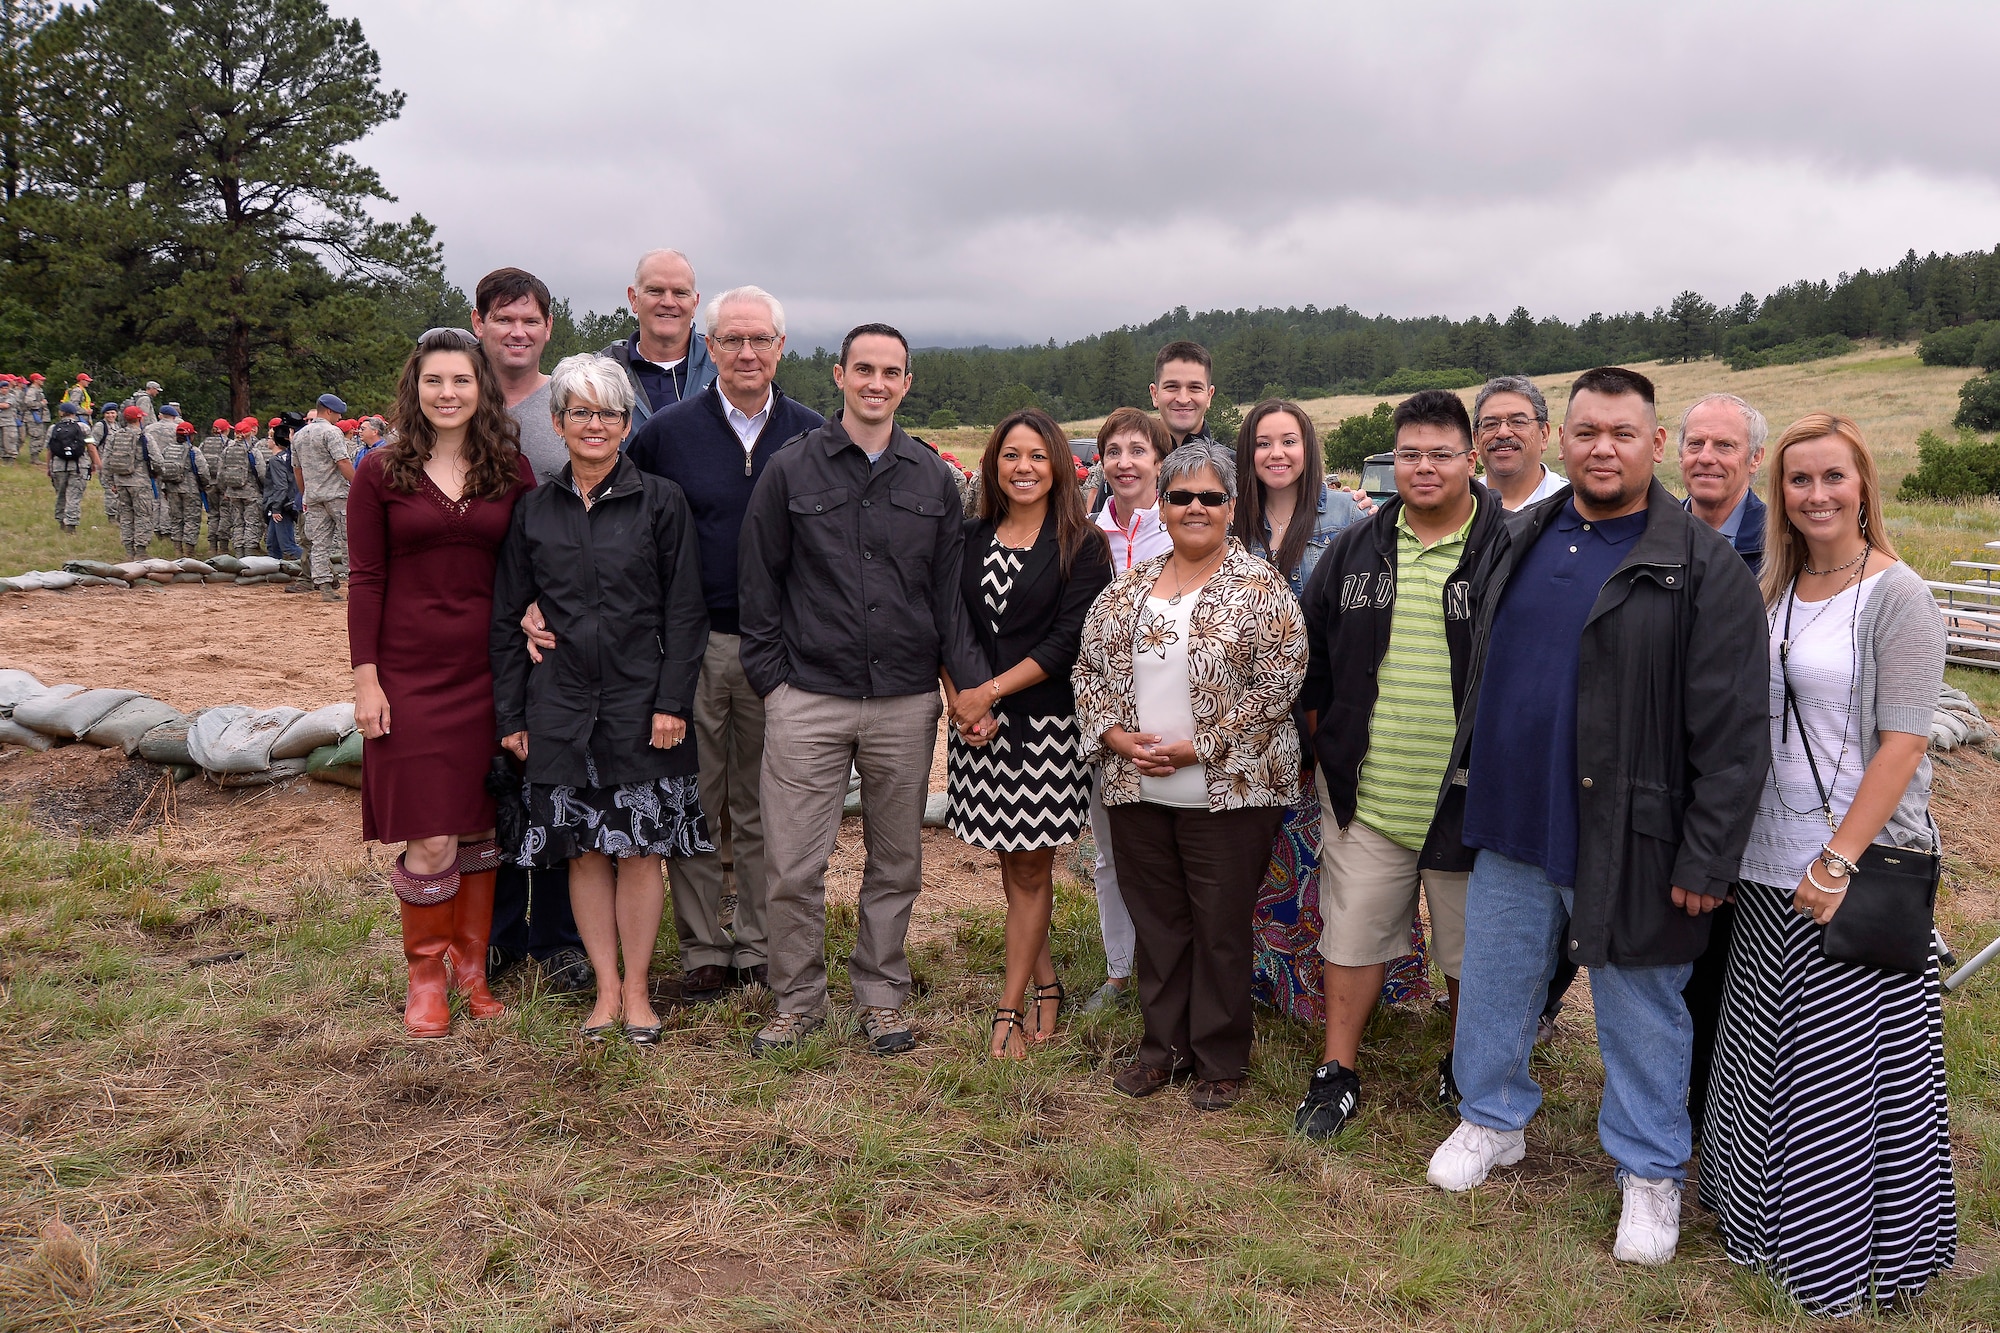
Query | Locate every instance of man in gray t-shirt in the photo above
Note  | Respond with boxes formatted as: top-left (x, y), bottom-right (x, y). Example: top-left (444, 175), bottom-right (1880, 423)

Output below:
top-left (508, 378), bottom-right (567, 484)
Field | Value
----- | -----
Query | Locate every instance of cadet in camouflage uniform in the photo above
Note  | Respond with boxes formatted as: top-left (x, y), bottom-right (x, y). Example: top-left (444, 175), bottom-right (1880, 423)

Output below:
top-left (45, 402), bottom-right (100, 531)
top-left (217, 417), bottom-right (265, 555)
top-left (142, 406), bottom-right (203, 555)
top-left (95, 405), bottom-right (119, 519)
top-left (198, 418), bottom-right (230, 553)
top-left (103, 405), bottom-right (154, 558)
top-left (133, 381), bottom-right (159, 424)
top-left (290, 394), bottom-right (353, 601)
top-left (21, 373), bottom-right (49, 462)
top-left (0, 377), bottom-right (20, 461)
top-left (61, 373), bottom-right (91, 418)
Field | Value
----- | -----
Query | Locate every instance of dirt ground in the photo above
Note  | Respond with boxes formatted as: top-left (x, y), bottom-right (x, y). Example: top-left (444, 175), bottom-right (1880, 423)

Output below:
top-left (0, 583), bottom-right (998, 923)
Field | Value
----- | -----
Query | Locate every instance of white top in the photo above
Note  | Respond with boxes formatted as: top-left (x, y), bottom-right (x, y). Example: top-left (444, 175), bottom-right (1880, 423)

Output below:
top-left (1740, 572), bottom-right (1883, 887)
top-left (1503, 463), bottom-right (1567, 509)
top-left (723, 389), bottom-right (773, 452)
top-left (1095, 499), bottom-right (1173, 572)
top-left (1133, 594), bottom-right (1208, 807)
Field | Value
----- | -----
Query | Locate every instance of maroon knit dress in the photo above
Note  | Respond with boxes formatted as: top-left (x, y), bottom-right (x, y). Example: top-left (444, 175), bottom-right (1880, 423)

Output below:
top-left (347, 449), bottom-right (535, 843)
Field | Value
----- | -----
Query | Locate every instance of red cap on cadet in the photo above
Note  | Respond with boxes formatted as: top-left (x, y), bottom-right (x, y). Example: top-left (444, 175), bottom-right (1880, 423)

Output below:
top-left (268, 417), bottom-right (282, 428)
top-left (76, 373), bottom-right (90, 383)
top-left (212, 418), bottom-right (230, 432)
top-left (338, 419), bottom-right (358, 433)
top-left (29, 372), bottom-right (43, 382)
top-left (177, 419), bottom-right (194, 436)
top-left (122, 405), bottom-right (143, 421)
top-left (234, 417), bottom-right (258, 434)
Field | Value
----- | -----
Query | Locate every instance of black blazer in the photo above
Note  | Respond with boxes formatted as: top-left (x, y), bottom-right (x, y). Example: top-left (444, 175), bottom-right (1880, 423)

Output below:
top-left (956, 510), bottom-right (1113, 717)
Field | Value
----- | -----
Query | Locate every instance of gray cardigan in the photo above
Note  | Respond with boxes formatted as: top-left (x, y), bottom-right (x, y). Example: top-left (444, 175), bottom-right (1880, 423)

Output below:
top-left (1837, 559), bottom-right (1946, 852)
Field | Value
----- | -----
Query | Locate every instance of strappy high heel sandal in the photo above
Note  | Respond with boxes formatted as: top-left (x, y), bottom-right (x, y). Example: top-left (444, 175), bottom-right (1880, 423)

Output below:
top-left (989, 1006), bottom-right (1028, 1059)
top-left (1031, 978), bottom-right (1066, 1042)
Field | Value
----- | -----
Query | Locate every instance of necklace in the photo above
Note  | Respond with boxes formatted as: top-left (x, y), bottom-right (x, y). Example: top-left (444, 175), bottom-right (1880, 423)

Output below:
top-left (1163, 546), bottom-right (1225, 605)
top-left (1802, 545), bottom-right (1868, 577)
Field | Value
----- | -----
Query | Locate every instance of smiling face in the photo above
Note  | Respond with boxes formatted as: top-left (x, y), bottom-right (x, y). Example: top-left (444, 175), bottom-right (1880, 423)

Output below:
top-left (994, 423), bottom-right (1055, 512)
top-left (628, 252), bottom-right (699, 355)
top-left (1778, 433), bottom-right (1864, 550)
top-left (1252, 408), bottom-right (1309, 499)
top-left (1100, 428), bottom-right (1161, 510)
top-left (707, 297), bottom-right (784, 405)
top-left (555, 392), bottom-right (629, 471)
top-left (1160, 463), bottom-right (1232, 563)
top-left (471, 294), bottom-right (550, 377)
top-left (1473, 390), bottom-right (1549, 483)
top-left (832, 334), bottom-right (912, 428)
top-left (416, 350), bottom-right (480, 435)
top-left (1559, 388), bottom-right (1664, 517)
top-left (1394, 420), bottom-right (1477, 515)
top-left (1149, 360), bottom-right (1214, 439)
top-left (1678, 398), bottom-right (1761, 512)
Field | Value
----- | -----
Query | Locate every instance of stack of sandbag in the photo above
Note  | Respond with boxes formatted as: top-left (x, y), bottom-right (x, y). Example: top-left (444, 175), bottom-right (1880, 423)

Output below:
top-left (0, 569), bottom-right (84, 592)
top-left (1932, 685), bottom-right (1997, 754)
top-left (0, 555), bottom-right (303, 594)
top-left (187, 704), bottom-right (309, 786)
top-left (60, 560), bottom-right (133, 588)
top-left (0, 669), bottom-right (60, 751)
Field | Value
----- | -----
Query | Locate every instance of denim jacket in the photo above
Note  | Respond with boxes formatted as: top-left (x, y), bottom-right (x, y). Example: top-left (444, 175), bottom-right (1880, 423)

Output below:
top-left (1250, 483), bottom-right (1365, 596)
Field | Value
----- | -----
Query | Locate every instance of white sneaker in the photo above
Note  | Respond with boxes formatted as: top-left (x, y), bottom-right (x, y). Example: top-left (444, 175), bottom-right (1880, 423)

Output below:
top-left (1426, 1120), bottom-right (1526, 1191)
top-left (1612, 1176), bottom-right (1682, 1265)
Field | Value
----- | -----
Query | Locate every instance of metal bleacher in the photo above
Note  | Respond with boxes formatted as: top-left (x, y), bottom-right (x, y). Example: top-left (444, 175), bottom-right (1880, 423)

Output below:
top-left (1930, 544), bottom-right (2000, 670)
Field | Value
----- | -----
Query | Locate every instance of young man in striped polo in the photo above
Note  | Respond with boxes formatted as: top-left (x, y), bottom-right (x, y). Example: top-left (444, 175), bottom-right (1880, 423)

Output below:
top-left (1291, 390), bottom-right (1510, 1140)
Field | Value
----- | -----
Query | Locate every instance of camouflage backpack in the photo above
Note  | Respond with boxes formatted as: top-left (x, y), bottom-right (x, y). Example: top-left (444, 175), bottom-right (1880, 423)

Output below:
top-left (102, 425), bottom-right (145, 477)
top-left (146, 422), bottom-right (186, 481)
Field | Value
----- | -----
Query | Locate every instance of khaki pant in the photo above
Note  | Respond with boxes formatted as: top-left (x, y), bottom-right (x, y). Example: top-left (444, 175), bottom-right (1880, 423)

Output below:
top-left (302, 496), bottom-right (347, 585)
top-left (669, 632), bottom-right (769, 971)
top-left (51, 465), bottom-right (89, 527)
top-left (111, 478), bottom-right (153, 554)
top-left (760, 683), bottom-right (941, 1014)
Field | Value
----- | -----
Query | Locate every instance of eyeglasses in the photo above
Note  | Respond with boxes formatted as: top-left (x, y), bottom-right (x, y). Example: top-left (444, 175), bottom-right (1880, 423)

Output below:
top-left (419, 327), bottom-right (477, 348)
top-left (1162, 489), bottom-right (1230, 508)
top-left (1474, 414), bottom-right (1540, 436)
top-left (562, 407), bottom-right (628, 426)
top-left (1393, 448), bottom-right (1470, 467)
top-left (710, 333), bottom-right (780, 353)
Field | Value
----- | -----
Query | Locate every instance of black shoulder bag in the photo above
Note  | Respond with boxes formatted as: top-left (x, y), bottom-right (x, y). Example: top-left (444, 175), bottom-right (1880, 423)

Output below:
top-left (1779, 581), bottom-right (1939, 974)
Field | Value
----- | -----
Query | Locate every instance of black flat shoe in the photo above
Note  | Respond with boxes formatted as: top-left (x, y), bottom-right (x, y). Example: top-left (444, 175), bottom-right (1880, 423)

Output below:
top-left (581, 1020), bottom-right (618, 1043)
top-left (625, 1023), bottom-right (662, 1046)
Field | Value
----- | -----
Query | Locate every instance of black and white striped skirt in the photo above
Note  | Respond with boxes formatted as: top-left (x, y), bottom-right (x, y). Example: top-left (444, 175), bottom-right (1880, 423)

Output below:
top-left (945, 711), bottom-right (1089, 853)
top-left (1697, 879), bottom-right (1956, 1316)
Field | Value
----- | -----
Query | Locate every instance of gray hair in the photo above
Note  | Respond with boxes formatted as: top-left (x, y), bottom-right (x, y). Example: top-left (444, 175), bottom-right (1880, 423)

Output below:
top-left (703, 285), bottom-right (787, 337)
top-left (1473, 375), bottom-right (1548, 426)
top-left (1158, 440), bottom-right (1237, 501)
top-left (1677, 392), bottom-right (1768, 455)
top-left (547, 354), bottom-right (636, 417)
top-left (632, 247), bottom-right (697, 288)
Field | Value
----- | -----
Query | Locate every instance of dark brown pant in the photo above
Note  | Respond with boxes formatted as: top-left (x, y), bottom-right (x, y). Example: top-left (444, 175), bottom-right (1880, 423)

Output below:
top-left (1106, 800), bottom-right (1285, 1082)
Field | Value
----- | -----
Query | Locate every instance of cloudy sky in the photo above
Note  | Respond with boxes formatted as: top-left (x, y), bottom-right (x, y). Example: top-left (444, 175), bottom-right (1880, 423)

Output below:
top-left (333, 0), bottom-right (2000, 350)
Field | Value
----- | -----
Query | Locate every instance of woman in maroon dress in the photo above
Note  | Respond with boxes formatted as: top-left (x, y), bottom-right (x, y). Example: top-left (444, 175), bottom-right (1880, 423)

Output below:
top-left (349, 328), bottom-right (535, 1037)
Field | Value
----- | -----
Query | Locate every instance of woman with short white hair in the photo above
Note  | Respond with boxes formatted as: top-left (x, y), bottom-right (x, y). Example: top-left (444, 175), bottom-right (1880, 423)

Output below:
top-left (491, 353), bottom-right (714, 1045)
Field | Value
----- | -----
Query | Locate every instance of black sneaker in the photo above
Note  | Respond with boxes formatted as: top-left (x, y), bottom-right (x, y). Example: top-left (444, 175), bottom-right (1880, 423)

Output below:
top-left (1436, 1051), bottom-right (1460, 1105)
top-left (540, 947), bottom-right (595, 996)
top-left (1292, 1061), bottom-right (1361, 1141)
top-left (487, 944), bottom-right (527, 983)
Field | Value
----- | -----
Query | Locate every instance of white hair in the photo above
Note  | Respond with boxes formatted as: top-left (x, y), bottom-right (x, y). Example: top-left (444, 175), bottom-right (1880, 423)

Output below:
top-left (703, 285), bottom-right (787, 337)
top-left (1677, 392), bottom-right (1768, 456)
top-left (1158, 440), bottom-right (1237, 500)
top-left (547, 354), bottom-right (636, 417)
top-left (631, 248), bottom-right (697, 288)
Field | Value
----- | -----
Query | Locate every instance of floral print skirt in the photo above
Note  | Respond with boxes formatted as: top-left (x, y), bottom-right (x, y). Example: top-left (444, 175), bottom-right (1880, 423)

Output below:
top-left (516, 752), bottom-right (713, 867)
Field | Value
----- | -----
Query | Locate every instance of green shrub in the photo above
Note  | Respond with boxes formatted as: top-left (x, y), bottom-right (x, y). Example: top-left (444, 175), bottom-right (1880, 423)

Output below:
top-left (1918, 320), bottom-right (2000, 366)
top-left (1325, 402), bottom-right (1396, 471)
top-left (1956, 373), bottom-right (2000, 432)
top-left (1976, 326), bottom-right (2000, 373)
top-left (1899, 427), bottom-right (2000, 500)
top-left (926, 408), bottom-right (961, 430)
top-left (1205, 391), bottom-right (1243, 446)
top-left (978, 383), bottom-right (1037, 424)
top-left (1725, 333), bottom-right (1853, 371)
top-left (1369, 366), bottom-right (1483, 394)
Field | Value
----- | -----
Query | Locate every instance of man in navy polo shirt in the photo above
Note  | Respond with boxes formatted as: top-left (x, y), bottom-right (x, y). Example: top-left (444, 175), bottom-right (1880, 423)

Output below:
top-left (623, 287), bottom-right (822, 1002)
top-left (1423, 367), bottom-right (1767, 1269)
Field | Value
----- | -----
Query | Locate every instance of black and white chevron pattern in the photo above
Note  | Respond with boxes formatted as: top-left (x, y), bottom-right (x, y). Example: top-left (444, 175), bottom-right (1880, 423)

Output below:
top-left (1697, 879), bottom-right (1957, 1316)
top-left (982, 545), bottom-right (1023, 630)
top-left (945, 712), bottom-right (1090, 852)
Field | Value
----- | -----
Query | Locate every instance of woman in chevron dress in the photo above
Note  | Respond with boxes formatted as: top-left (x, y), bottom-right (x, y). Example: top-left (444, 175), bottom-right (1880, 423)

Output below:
top-left (944, 409), bottom-right (1113, 1058)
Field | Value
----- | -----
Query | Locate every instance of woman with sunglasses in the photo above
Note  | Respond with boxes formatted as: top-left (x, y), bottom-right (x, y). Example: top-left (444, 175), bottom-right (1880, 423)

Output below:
top-left (1231, 401), bottom-right (1429, 1026)
top-left (1074, 440), bottom-right (1307, 1111)
top-left (349, 327), bottom-right (536, 1037)
top-left (491, 354), bottom-right (712, 1045)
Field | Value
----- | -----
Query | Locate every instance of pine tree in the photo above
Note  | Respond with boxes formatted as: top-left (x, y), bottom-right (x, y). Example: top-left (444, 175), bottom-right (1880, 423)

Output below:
top-left (1664, 290), bottom-right (1717, 362)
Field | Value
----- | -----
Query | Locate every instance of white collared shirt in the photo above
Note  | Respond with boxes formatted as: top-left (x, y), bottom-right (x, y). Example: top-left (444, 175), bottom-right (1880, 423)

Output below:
top-left (723, 389), bottom-right (773, 454)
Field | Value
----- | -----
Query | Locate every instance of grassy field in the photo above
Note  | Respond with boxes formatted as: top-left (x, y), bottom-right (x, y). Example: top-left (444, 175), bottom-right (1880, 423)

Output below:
top-left (0, 790), bottom-right (1995, 1330)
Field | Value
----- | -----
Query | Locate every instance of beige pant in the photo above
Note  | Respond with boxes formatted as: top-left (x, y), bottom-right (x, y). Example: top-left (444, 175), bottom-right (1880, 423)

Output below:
top-left (302, 497), bottom-right (347, 585)
top-left (760, 683), bottom-right (941, 1014)
top-left (668, 632), bottom-right (769, 971)
top-left (1317, 784), bottom-right (1470, 977)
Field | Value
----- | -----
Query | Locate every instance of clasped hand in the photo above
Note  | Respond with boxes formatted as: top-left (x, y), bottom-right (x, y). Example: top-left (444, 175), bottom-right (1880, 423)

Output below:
top-left (1104, 726), bottom-right (1196, 777)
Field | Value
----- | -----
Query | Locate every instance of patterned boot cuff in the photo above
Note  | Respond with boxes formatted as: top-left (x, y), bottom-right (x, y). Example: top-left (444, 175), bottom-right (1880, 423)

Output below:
top-left (457, 838), bottom-right (504, 875)
top-left (391, 856), bottom-right (461, 906)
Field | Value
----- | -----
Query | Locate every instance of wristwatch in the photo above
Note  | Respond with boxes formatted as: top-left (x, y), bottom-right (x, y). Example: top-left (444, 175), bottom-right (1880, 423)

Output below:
top-left (1817, 846), bottom-right (1857, 879)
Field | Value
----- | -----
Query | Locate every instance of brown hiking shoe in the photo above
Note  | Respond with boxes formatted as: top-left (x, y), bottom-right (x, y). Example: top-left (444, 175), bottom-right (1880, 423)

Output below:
top-left (319, 585), bottom-right (342, 602)
top-left (1187, 1078), bottom-right (1245, 1111)
top-left (750, 1009), bottom-right (824, 1057)
top-left (1112, 1062), bottom-right (1177, 1099)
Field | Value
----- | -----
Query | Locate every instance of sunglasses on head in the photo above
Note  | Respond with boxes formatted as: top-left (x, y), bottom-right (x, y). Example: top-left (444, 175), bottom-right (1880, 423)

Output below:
top-left (1162, 489), bottom-right (1229, 508)
top-left (419, 327), bottom-right (477, 348)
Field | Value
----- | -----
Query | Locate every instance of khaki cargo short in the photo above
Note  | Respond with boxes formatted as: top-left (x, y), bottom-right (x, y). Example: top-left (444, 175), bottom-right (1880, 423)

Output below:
top-left (1316, 784), bottom-right (1469, 978)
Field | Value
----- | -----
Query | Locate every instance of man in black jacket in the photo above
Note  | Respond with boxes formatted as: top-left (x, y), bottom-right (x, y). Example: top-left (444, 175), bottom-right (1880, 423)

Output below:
top-left (1290, 391), bottom-right (1510, 1141)
top-left (1424, 368), bottom-right (1768, 1269)
top-left (625, 286), bottom-right (823, 1002)
top-left (737, 323), bottom-right (990, 1058)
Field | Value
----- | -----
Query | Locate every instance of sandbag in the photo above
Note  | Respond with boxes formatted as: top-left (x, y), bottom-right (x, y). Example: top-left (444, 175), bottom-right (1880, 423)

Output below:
top-left (71, 575), bottom-right (127, 588)
top-left (62, 560), bottom-right (127, 579)
top-left (135, 713), bottom-right (197, 766)
top-left (237, 556), bottom-right (280, 576)
top-left (264, 573), bottom-right (291, 584)
top-left (213, 756), bottom-right (309, 787)
top-left (310, 763), bottom-right (362, 789)
top-left (202, 572), bottom-right (234, 583)
top-left (83, 697), bottom-right (184, 753)
top-left (0, 669), bottom-right (46, 714)
top-left (307, 729), bottom-right (364, 772)
top-left (0, 717), bottom-right (53, 751)
top-left (279, 560), bottom-right (302, 576)
top-left (113, 561), bottom-right (150, 581)
top-left (5, 682), bottom-right (82, 719)
top-left (171, 572), bottom-right (204, 584)
top-left (144, 571), bottom-right (175, 585)
top-left (188, 705), bottom-right (303, 774)
top-left (8, 571), bottom-right (79, 591)
top-left (141, 558), bottom-right (178, 573)
top-left (14, 687), bottom-right (141, 739)
top-left (209, 554), bottom-right (245, 574)
top-left (174, 558), bottom-right (216, 575)
top-left (233, 575), bottom-right (262, 585)
top-left (0, 579), bottom-right (19, 593)
top-left (272, 702), bottom-right (356, 760)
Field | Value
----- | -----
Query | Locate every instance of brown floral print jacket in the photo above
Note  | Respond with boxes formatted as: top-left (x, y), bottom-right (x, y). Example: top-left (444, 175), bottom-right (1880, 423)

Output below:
top-left (1073, 538), bottom-right (1306, 810)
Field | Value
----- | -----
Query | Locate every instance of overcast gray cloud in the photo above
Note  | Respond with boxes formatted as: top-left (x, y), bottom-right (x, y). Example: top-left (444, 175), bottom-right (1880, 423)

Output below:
top-left (331, 0), bottom-right (2000, 348)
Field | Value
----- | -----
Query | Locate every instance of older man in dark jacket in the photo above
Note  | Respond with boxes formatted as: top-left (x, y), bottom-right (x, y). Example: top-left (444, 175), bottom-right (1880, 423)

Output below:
top-left (1424, 368), bottom-right (1768, 1270)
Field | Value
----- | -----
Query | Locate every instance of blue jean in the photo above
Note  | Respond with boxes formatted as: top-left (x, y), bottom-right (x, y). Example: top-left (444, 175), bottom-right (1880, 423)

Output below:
top-left (265, 516), bottom-right (300, 558)
top-left (1452, 850), bottom-right (1694, 1182)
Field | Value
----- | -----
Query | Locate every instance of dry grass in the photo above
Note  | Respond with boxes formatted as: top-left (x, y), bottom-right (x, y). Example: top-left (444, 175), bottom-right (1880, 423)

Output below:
top-left (1, 774), bottom-right (1996, 1330)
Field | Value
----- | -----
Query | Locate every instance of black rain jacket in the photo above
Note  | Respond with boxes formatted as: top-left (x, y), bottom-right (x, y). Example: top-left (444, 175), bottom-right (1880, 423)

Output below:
top-left (1433, 481), bottom-right (1770, 967)
top-left (491, 454), bottom-right (709, 788)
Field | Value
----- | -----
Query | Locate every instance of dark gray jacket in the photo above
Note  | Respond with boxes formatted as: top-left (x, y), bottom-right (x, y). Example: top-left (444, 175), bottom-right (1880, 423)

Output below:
top-left (1436, 480), bottom-right (1769, 968)
top-left (598, 332), bottom-right (718, 428)
top-left (737, 415), bottom-right (987, 699)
